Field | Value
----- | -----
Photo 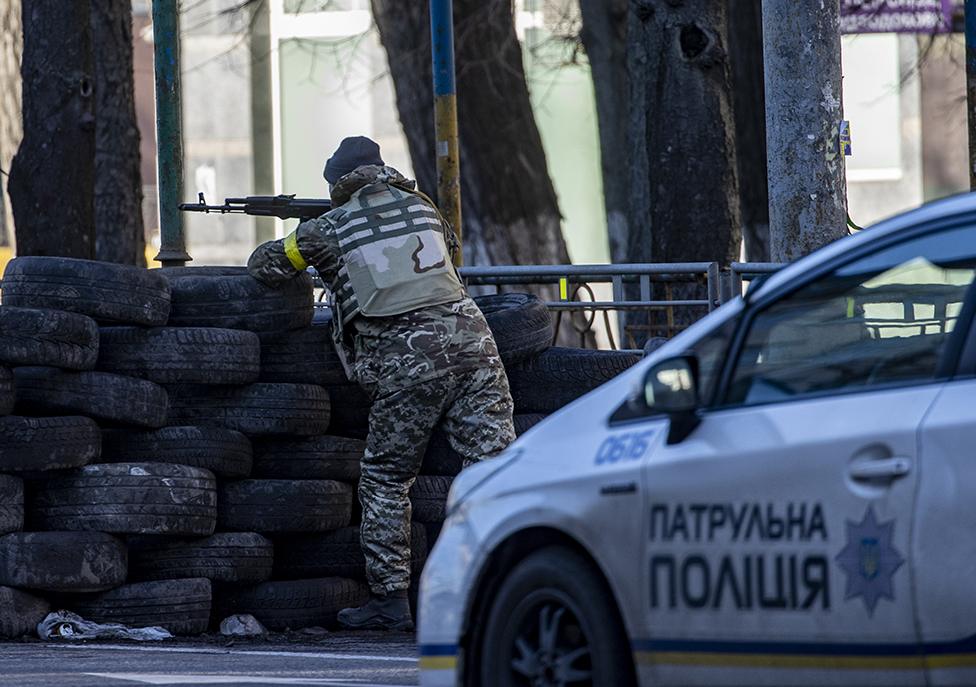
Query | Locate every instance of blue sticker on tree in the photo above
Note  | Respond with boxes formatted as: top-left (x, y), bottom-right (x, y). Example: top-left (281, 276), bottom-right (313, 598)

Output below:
top-left (835, 506), bottom-right (904, 615)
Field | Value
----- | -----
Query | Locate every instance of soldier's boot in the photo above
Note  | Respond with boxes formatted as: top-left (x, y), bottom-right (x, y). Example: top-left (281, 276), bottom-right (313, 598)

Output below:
top-left (337, 590), bottom-right (414, 631)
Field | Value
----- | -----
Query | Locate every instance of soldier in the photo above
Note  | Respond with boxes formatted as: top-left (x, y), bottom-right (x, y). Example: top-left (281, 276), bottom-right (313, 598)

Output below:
top-left (247, 136), bottom-right (516, 630)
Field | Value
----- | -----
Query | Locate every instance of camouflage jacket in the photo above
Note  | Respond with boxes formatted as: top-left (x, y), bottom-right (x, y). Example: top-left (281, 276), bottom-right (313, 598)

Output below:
top-left (247, 166), bottom-right (499, 391)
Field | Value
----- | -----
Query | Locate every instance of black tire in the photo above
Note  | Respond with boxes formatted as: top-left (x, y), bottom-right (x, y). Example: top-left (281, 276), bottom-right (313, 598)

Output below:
top-left (327, 384), bottom-right (371, 439)
top-left (474, 293), bottom-right (552, 365)
top-left (643, 336), bottom-right (669, 357)
top-left (13, 367), bottom-right (168, 428)
top-left (476, 546), bottom-right (636, 687)
top-left (128, 532), bottom-right (273, 584)
top-left (259, 323), bottom-right (349, 386)
top-left (97, 327), bottom-right (260, 385)
top-left (425, 521), bottom-right (444, 549)
top-left (0, 416), bottom-right (100, 473)
top-left (420, 430), bottom-right (462, 477)
top-left (507, 347), bottom-right (641, 413)
top-left (101, 426), bottom-right (252, 479)
top-left (421, 413), bottom-right (545, 476)
top-left (64, 578), bottom-right (212, 636)
top-left (513, 413), bottom-right (546, 435)
top-left (29, 463), bottom-right (217, 536)
top-left (0, 306), bottom-right (99, 370)
top-left (161, 266), bottom-right (313, 333)
top-left (410, 476), bottom-right (452, 524)
top-left (213, 577), bottom-right (369, 631)
top-left (1, 256), bottom-right (171, 325)
top-left (219, 479), bottom-right (353, 533)
top-left (0, 476), bottom-right (23, 536)
top-left (0, 531), bottom-right (127, 593)
top-left (251, 435), bottom-right (363, 481)
top-left (166, 383), bottom-right (329, 436)
top-left (0, 367), bottom-right (14, 416)
top-left (273, 523), bottom-right (427, 581)
top-left (0, 586), bottom-right (50, 639)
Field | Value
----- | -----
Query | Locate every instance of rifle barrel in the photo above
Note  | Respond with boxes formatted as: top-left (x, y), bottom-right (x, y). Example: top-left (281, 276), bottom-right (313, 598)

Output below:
top-left (178, 194), bottom-right (331, 220)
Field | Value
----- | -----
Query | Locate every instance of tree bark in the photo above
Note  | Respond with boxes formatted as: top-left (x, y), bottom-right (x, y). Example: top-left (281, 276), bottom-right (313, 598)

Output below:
top-left (627, 0), bottom-right (741, 266)
top-left (9, 0), bottom-right (95, 258)
top-left (0, 0), bottom-right (21, 249)
top-left (371, 0), bottom-right (570, 268)
top-left (728, 0), bottom-right (769, 262)
top-left (92, 0), bottom-right (145, 265)
top-left (579, 0), bottom-right (630, 264)
top-left (626, 0), bottom-right (740, 337)
top-left (763, 0), bottom-right (847, 261)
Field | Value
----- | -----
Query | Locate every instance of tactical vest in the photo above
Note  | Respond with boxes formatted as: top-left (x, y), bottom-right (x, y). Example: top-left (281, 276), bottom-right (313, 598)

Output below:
top-left (326, 182), bottom-right (464, 327)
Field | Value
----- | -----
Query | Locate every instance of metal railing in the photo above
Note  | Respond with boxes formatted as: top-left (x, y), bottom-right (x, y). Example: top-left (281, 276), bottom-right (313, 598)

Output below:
top-left (725, 262), bottom-right (784, 301)
top-left (311, 261), bottom-right (787, 351)
top-left (459, 262), bottom-right (725, 351)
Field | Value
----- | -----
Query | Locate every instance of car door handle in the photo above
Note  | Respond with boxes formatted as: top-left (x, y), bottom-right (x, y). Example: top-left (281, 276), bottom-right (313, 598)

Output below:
top-left (848, 457), bottom-right (912, 481)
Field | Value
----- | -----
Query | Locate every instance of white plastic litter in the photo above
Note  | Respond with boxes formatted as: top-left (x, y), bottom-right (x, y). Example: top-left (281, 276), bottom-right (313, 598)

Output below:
top-left (219, 614), bottom-right (267, 636)
top-left (37, 611), bottom-right (173, 641)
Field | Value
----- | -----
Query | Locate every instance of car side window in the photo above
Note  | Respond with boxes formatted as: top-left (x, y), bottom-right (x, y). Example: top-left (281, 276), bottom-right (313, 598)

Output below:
top-left (723, 225), bottom-right (976, 407)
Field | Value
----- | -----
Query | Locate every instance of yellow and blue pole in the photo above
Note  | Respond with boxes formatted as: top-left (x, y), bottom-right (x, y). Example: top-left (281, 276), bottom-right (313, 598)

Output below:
top-left (152, 0), bottom-right (191, 266)
top-left (430, 0), bottom-right (462, 266)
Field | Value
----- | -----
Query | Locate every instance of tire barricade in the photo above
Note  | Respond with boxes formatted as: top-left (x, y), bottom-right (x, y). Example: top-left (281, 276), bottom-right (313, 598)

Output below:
top-left (0, 257), bottom-right (641, 637)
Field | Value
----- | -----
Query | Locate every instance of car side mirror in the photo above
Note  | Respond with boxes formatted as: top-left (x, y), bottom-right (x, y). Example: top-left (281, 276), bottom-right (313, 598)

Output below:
top-left (643, 355), bottom-right (701, 444)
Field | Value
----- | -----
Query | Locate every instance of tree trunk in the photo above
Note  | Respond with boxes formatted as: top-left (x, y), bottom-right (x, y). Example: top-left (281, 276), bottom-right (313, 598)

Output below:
top-left (579, 0), bottom-right (629, 265)
top-left (371, 0), bottom-right (570, 268)
top-left (626, 0), bottom-right (740, 337)
top-left (627, 0), bottom-right (740, 265)
top-left (728, 0), bottom-right (769, 262)
top-left (763, 0), bottom-right (847, 261)
top-left (0, 0), bottom-right (22, 249)
top-left (9, 0), bottom-right (95, 258)
top-left (92, 0), bottom-right (145, 265)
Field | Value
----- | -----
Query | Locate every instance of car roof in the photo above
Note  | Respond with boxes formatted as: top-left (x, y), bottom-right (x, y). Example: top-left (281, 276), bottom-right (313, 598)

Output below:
top-left (752, 192), bottom-right (976, 300)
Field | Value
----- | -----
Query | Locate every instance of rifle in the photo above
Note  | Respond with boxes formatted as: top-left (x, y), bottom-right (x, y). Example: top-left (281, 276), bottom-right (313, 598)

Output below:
top-left (179, 193), bottom-right (332, 223)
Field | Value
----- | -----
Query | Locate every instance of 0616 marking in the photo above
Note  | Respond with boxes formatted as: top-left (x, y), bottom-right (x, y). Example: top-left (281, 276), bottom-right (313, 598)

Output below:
top-left (595, 430), bottom-right (657, 465)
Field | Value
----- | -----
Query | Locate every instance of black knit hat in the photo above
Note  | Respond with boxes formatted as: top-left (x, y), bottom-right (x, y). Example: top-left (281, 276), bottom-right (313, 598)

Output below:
top-left (323, 136), bottom-right (385, 185)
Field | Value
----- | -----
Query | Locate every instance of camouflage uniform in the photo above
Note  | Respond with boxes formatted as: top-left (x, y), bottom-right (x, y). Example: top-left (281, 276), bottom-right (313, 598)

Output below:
top-left (248, 165), bottom-right (515, 596)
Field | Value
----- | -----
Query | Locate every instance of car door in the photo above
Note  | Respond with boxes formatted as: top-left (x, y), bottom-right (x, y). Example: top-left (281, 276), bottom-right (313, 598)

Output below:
top-left (634, 223), bottom-right (976, 687)
top-left (912, 235), bottom-right (976, 685)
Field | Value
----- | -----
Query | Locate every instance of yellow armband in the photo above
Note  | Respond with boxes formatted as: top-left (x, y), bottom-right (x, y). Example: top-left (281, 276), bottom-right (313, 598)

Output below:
top-left (283, 232), bottom-right (308, 271)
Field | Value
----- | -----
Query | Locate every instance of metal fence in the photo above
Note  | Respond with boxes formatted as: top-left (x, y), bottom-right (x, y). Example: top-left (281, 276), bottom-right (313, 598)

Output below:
top-left (457, 262), bottom-right (786, 351)
top-left (313, 261), bottom-right (786, 351)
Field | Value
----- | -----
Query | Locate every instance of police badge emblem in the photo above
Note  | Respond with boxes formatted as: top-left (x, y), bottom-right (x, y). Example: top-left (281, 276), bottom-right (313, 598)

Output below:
top-left (835, 507), bottom-right (905, 615)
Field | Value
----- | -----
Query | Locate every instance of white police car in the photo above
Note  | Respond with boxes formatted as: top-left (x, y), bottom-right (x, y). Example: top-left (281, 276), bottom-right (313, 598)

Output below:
top-left (417, 193), bottom-right (976, 686)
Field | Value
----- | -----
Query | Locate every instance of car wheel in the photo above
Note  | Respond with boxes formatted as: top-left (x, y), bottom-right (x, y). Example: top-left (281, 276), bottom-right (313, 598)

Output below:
top-left (478, 546), bottom-right (635, 687)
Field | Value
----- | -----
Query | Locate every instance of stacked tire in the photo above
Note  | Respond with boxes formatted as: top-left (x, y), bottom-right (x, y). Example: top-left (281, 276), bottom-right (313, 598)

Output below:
top-left (153, 266), bottom-right (366, 631)
top-left (0, 257), bottom-right (640, 636)
top-left (0, 257), bottom-right (215, 637)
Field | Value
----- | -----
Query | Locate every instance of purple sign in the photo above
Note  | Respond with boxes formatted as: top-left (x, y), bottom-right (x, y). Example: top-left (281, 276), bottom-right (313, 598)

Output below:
top-left (840, 0), bottom-right (953, 34)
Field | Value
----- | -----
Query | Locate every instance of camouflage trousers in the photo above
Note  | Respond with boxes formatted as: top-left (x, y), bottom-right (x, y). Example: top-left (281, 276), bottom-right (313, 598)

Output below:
top-left (359, 364), bottom-right (515, 595)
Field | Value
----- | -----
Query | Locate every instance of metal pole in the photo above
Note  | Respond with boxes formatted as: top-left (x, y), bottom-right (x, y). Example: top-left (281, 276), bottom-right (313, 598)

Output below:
top-left (762, 0), bottom-right (847, 261)
top-left (430, 0), bottom-right (462, 266)
top-left (967, 0), bottom-right (976, 190)
top-left (152, 0), bottom-right (191, 266)
top-left (250, 0), bottom-right (276, 245)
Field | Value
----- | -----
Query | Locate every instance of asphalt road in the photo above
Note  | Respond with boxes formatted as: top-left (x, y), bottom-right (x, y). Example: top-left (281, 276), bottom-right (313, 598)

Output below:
top-left (0, 633), bottom-right (419, 687)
